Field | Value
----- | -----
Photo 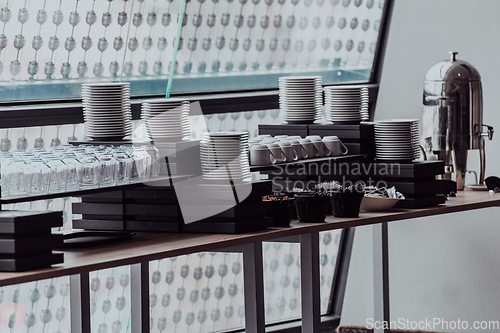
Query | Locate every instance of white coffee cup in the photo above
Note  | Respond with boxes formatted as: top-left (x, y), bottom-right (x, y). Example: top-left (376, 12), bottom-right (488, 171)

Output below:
top-left (256, 134), bottom-right (272, 139)
top-left (298, 139), bottom-right (319, 159)
top-left (250, 144), bottom-right (274, 165)
top-left (274, 135), bottom-right (288, 140)
top-left (323, 136), bottom-right (348, 156)
top-left (260, 138), bottom-right (277, 144)
top-left (306, 136), bottom-right (331, 157)
top-left (277, 140), bottom-right (299, 162)
top-left (266, 143), bottom-right (287, 163)
top-left (289, 139), bottom-right (308, 159)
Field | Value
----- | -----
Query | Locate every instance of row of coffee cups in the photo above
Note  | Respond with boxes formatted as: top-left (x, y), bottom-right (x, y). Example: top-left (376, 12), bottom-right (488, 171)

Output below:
top-left (249, 134), bottom-right (348, 166)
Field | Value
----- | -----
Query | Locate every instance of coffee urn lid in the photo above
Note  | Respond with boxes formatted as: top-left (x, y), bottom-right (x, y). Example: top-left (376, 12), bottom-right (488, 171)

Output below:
top-left (425, 52), bottom-right (481, 82)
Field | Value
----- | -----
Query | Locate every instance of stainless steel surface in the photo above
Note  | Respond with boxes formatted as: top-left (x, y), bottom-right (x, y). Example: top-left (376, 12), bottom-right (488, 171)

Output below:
top-left (423, 51), bottom-right (493, 189)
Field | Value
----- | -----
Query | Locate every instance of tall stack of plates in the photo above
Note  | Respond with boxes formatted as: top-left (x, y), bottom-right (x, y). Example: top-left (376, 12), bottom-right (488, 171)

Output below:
top-left (82, 82), bottom-right (132, 140)
top-left (374, 119), bottom-right (420, 161)
top-left (141, 98), bottom-right (190, 142)
top-left (324, 86), bottom-right (369, 123)
top-left (200, 132), bottom-right (251, 181)
top-left (279, 76), bottom-right (322, 124)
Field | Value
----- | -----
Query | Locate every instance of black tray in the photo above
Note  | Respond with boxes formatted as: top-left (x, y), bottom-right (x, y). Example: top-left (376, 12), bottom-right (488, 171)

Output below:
top-left (73, 219), bottom-right (125, 231)
top-left (0, 211), bottom-right (62, 234)
top-left (394, 195), bottom-right (446, 209)
top-left (62, 231), bottom-right (135, 248)
top-left (0, 234), bottom-right (63, 254)
top-left (81, 190), bottom-right (125, 203)
top-left (183, 201), bottom-right (272, 219)
top-left (362, 161), bottom-right (445, 179)
top-left (0, 252), bottom-right (63, 272)
top-left (125, 221), bottom-right (179, 232)
top-left (308, 123), bottom-right (374, 140)
top-left (258, 124), bottom-right (309, 137)
top-left (73, 202), bottom-right (124, 215)
top-left (180, 217), bottom-right (272, 234)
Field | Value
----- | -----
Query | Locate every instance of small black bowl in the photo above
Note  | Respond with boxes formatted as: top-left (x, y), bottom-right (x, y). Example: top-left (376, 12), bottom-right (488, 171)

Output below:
top-left (294, 193), bottom-right (329, 223)
top-left (264, 198), bottom-right (295, 227)
top-left (330, 190), bottom-right (364, 218)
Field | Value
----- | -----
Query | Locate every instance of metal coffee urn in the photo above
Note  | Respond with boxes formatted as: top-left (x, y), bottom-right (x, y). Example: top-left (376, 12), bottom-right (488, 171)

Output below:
top-left (422, 52), bottom-right (493, 190)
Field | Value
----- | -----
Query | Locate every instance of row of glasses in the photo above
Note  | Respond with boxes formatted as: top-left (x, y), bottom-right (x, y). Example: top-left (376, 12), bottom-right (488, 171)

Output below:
top-left (0, 144), bottom-right (161, 197)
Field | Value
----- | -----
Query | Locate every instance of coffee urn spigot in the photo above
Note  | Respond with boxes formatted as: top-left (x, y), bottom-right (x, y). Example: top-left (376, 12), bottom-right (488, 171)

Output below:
top-left (422, 52), bottom-right (493, 190)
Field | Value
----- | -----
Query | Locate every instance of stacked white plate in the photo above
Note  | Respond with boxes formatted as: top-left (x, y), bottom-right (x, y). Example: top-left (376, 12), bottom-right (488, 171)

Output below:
top-left (324, 86), bottom-right (369, 123)
top-left (374, 119), bottom-right (420, 161)
top-left (279, 76), bottom-right (322, 124)
top-left (200, 132), bottom-right (251, 181)
top-left (82, 82), bottom-right (132, 140)
top-left (141, 98), bottom-right (190, 141)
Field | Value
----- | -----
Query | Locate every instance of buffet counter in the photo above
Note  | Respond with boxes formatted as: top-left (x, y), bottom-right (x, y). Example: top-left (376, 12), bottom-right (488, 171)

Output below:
top-left (0, 191), bottom-right (498, 333)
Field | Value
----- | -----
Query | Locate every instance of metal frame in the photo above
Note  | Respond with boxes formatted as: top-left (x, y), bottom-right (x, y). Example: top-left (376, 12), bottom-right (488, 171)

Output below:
top-left (328, 228), bottom-right (356, 317)
top-left (370, 0), bottom-right (395, 85)
top-left (69, 273), bottom-right (91, 333)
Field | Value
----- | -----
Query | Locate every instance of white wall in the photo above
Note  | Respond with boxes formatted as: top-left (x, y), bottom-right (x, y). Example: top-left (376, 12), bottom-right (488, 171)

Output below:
top-left (340, 1), bottom-right (500, 331)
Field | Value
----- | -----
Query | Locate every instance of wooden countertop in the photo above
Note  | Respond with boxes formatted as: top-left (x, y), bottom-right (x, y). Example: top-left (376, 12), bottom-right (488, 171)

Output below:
top-left (0, 190), bottom-right (498, 286)
top-left (288, 190), bottom-right (500, 234)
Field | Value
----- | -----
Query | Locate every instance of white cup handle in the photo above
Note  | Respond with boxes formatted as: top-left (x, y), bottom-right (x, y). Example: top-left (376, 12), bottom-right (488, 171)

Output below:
top-left (269, 150), bottom-right (278, 164)
top-left (341, 141), bottom-right (349, 155)
top-left (301, 146), bottom-right (309, 159)
top-left (291, 148), bottom-right (299, 161)
top-left (279, 148), bottom-right (287, 162)
top-left (323, 142), bottom-right (331, 156)
top-left (312, 144), bottom-right (320, 157)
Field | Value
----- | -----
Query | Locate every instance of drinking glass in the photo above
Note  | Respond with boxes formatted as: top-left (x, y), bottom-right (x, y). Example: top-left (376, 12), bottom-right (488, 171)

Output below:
top-left (142, 145), bottom-right (160, 178)
top-left (114, 153), bottom-right (133, 184)
top-left (99, 155), bottom-right (119, 186)
top-left (132, 147), bottom-right (152, 181)
top-left (43, 157), bottom-right (69, 192)
top-left (63, 153), bottom-right (83, 190)
top-left (24, 158), bottom-right (51, 195)
top-left (80, 154), bottom-right (102, 188)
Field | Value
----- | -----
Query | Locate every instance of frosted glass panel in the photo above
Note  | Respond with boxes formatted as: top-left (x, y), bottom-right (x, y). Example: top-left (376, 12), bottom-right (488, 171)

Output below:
top-left (0, 277), bottom-right (71, 333)
top-left (0, 0), bottom-right (182, 101)
top-left (171, 0), bottom-right (385, 92)
top-left (89, 265), bottom-right (132, 333)
top-left (0, 0), bottom-right (385, 101)
top-left (148, 230), bottom-right (342, 332)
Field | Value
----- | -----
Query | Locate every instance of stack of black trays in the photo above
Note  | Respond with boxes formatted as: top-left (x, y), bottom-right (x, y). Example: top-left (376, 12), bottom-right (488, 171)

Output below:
top-left (308, 123), bottom-right (375, 156)
top-left (73, 186), bottom-right (181, 232)
top-left (0, 211), bottom-right (64, 272)
top-left (362, 160), bottom-right (447, 208)
top-left (73, 180), bottom-right (273, 234)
